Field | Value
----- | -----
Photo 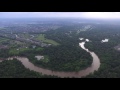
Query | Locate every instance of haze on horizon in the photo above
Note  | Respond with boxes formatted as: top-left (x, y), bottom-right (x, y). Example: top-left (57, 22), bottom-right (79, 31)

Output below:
top-left (0, 12), bottom-right (120, 19)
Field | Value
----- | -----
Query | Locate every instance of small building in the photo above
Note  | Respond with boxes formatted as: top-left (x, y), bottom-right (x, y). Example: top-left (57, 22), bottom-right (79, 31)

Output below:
top-left (35, 55), bottom-right (44, 61)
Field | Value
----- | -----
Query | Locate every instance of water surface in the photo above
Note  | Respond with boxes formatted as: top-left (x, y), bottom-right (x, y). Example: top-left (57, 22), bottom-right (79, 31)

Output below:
top-left (7, 41), bottom-right (100, 78)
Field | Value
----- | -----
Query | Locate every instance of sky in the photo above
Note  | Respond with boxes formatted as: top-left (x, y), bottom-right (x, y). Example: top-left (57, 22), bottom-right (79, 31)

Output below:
top-left (0, 12), bottom-right (120, 19)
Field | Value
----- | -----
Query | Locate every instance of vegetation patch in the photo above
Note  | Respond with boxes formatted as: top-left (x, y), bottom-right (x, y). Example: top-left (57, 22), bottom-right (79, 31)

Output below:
top-left (39, 56), bottom-right (49, 63)
top-left (0, 59), bottom-right (57, 78)
top-left (36, 34), bottom-right (59, 45)
top-left (9, 48), bottom-right (30, 56)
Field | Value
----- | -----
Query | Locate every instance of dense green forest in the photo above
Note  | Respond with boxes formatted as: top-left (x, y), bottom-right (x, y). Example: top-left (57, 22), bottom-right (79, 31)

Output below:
top-left (82, 24), bottom-right (120, 78)
top-left (0, 26), bottom-right (93, 72)
top-left (0, 59), bottom-right (58, 78)
top-left (1, 22), bottom-right (120, 78)
top-left (17, 26), bottom-right (93, 71)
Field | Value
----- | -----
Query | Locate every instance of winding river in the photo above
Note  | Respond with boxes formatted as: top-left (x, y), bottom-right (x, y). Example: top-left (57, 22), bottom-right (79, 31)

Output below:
top-left (7, 41), bottom-right (100, 78)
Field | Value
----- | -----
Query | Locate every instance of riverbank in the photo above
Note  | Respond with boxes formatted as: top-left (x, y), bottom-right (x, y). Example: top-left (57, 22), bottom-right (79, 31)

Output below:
top-left (5, 40), bottom-right (100, 78)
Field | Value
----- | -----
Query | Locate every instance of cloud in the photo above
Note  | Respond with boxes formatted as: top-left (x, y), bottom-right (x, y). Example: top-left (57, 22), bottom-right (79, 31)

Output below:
top-left (0, 12), bottom-right (120, 19)
top-left (81, 12), bottom-right (120, 19)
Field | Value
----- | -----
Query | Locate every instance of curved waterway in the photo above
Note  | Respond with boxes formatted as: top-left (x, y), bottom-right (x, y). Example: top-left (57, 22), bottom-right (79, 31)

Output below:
top-left (7, 41), bottom-right (100, 78)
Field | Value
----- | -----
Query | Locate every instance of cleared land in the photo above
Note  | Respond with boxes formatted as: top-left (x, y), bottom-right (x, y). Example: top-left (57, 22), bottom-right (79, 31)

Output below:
top-left (36, 34), bottom-right (59, 46)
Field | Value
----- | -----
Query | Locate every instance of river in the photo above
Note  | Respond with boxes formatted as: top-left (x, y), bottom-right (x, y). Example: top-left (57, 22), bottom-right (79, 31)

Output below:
top-left (7, 41), bottom-right (100, 78)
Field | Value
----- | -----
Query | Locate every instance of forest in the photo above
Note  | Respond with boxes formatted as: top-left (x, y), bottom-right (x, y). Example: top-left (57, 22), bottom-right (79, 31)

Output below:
top-left (0, 59), bottom-right (58, 78)
top-left (0, 21), bottom-right (120, 78)
top-left (82, 24), bottom-right (120, 78)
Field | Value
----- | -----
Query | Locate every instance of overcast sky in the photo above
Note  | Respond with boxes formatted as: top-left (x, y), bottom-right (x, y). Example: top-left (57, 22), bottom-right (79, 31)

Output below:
top-left (0, 12), bottom-right (120, 19)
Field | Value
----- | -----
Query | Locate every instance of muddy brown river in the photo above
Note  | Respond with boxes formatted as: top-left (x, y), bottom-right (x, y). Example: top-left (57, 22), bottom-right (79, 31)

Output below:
top-left (7, 41), bottom-right (100, 78)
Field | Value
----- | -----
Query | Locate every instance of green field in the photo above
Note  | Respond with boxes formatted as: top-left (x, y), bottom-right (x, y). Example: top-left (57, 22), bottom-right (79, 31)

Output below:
top-left (36, 34), bottom-right (59, 46)
top-left (9, 48), bottom-right (30, 55)
top-left (0, 37), bottom-right (10, 43)
top-left (0, 27), bottom-right (6, 30)
top-left (20, 34), bottom-right (31, 39)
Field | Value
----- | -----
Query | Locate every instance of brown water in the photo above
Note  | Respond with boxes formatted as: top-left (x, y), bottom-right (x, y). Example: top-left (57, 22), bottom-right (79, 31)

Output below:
top-left (7, 41), bottom-right (100, 78)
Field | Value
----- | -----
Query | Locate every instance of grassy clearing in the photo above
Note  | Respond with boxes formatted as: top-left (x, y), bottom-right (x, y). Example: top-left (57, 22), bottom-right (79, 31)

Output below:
top-left (9, 46), bottom-right (44, 56)
top-left (0, 37), bottom-right (10, 43)
top-left (35, 47), bottom-right (44, 52)
top-left (36, 34), bottom-right (59, 46)
top-left (0, 27), bottom-right (6, 30)
top-left (19, 34), bottom-right (31, 39)
top-left (9, 48), bottom-right (29, 55)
